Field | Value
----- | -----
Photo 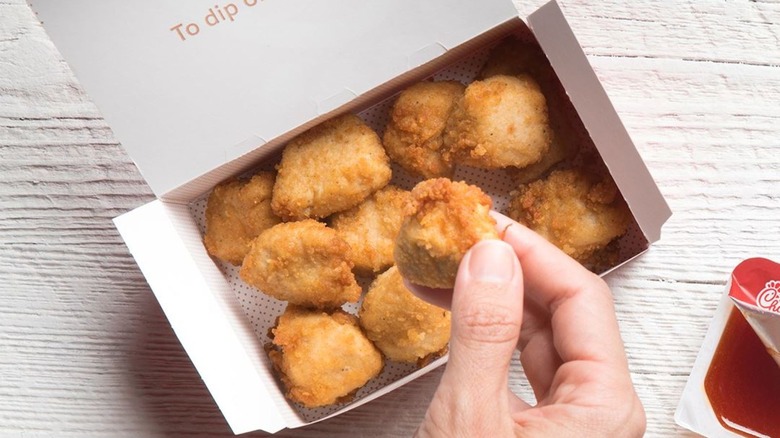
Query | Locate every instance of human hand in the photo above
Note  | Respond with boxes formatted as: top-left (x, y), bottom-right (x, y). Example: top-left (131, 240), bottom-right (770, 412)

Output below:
top-left (406, 212), bottom-right (646, 437)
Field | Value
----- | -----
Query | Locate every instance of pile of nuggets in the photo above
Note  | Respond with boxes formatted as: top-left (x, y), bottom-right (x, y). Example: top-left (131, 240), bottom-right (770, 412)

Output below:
top-left (201, 36), bottom-right (633, 408)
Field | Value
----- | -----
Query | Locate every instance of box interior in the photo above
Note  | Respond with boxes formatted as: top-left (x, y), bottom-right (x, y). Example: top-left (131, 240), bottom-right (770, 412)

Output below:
top-left (184, 18), bottom-right (651, 427)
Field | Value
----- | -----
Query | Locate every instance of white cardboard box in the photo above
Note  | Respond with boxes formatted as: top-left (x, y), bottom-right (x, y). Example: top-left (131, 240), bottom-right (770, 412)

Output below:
top-left (29, 0), bottom-right (671, 434)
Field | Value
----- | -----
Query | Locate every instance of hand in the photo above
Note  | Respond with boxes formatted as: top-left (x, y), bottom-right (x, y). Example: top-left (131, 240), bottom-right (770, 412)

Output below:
top-left (406, 212), bottom-right (646, 437)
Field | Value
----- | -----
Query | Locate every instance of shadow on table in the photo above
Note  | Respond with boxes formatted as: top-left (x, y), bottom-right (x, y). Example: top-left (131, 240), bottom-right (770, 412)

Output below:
top-left (126, 287), bottom-right (440, 437)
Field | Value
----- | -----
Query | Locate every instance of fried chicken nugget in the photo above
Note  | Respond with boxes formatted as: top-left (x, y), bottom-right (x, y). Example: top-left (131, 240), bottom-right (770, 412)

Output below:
top-left (506, 168), bottom-right (632, 268)
top-left (267, 305), bottom-right (383, 407)
top-left (359, 266), bottom-right (451, 365)
top-left (508, 133), bottom-right (576, 184)
top-left (480, 38), bottom-right (578, 182)
top-left (203, 173), bottom-right (281, 265)
top-left (443, 74), bottom-right (552, 170)
top-left (394, 178), bottom-right (499, 289)
top-left (330, 186), bottom-right (411, 276)
top-left (272, 114), bottom-right (392, 221)
top-left (240, 220), bottom-right (361, 308)
top-left (383, 81), bottom-right (465, 178)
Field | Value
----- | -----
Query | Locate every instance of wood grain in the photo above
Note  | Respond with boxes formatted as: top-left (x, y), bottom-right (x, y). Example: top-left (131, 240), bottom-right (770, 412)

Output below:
top-left (2, 0), bottom-right (779, 436)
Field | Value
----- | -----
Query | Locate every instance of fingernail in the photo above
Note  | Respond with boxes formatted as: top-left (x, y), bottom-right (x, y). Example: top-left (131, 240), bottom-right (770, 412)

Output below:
top-left (467, 239), bottom-right (515, 283)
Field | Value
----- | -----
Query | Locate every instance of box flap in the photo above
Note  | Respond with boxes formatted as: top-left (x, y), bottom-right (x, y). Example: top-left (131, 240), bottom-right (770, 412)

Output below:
top-left (528, 1), bottom-right (672, 243)
top-left (113, 200), bottom-right (292, 434)
top-left (29, 0), bottom-right (518, 197)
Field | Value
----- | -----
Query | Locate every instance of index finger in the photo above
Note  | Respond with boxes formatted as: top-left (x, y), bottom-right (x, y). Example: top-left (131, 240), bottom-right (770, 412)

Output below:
top-left (493, 212), bottom-right (628, 369)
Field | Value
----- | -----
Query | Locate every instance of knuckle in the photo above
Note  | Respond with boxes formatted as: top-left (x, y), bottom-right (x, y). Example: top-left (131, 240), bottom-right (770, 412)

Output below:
top-left (597, 393), bottom-right (646, 437)
top-left (455, 305), bottom-right (521, 345)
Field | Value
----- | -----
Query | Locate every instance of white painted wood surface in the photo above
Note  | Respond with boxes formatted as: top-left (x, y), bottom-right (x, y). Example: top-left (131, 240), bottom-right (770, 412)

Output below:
top-left (2, 1), bottom-right (779, 436)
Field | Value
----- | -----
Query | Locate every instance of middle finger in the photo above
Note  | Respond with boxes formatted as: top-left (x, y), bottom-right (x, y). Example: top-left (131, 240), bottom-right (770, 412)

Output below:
top-left (518, 298), bottom-right (562, 401)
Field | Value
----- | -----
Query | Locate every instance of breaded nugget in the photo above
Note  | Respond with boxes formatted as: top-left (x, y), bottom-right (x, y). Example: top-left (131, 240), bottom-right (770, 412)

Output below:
top-left (267, 305), bottom-right (383, 407)
top-left (394, 178), bottom-right (499, 289)
top-left (506, 168), bottom-right (632, 267)
top-left (443, 74), bottom-right (552, 169)
top-left (507, 133), bottom-right (576, 184)
top-left (272, 114), bottom-right (392, 221)
top-left (240, 220), bottom-right (361, 308)
top-left (383, 81), bottom-right (465, 178)
top-left (480, 38), bottom-right (579, 182)
top-left (359, 266), bottom-right (451, 365)
top-left (203, 172), bottom-right (281, 265)
top-left (330, 186), bottom-right (411, 276)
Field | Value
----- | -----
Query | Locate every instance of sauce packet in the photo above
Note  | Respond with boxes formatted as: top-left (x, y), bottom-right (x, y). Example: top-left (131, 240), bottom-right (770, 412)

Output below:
top-left (676, 258), bottom-right (780, 437)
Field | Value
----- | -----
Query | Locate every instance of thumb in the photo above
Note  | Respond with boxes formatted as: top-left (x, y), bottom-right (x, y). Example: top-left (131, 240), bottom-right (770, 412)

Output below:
top-left (442, 239), bottom-right (524, 398)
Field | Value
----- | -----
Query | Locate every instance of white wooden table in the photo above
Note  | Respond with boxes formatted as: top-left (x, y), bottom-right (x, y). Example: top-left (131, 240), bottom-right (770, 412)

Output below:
top-left (2, 1), bottom-right (779, 436)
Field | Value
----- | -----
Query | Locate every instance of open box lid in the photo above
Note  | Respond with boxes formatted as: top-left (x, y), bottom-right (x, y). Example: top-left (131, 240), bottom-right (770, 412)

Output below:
top-left (28, 0), bottom-right (518, 198)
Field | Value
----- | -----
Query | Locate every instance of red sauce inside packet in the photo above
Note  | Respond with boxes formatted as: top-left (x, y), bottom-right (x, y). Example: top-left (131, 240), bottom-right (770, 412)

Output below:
top-left (704, 308), bottom-right (780, 437)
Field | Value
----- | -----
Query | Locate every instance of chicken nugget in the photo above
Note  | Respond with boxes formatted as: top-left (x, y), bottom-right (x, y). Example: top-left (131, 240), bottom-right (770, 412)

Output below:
top-left (267, 305), bottom-right (383, 407)
top-left (203, 172), bottom-right (281, 265)
top-left (240, 220), bottom-right (361, 309)
top-left (394, 178), bottom-right (499, 289)
top-left (507, 133), bottom-right (576, 184)
top-left (480, 38), bottom-right (579, 182)
top-left (444, 74), bottom-right (552, 170)
top-left (506, 168), bottom-right (632, 268)
top-left (272, 114), bottom-right (392, 221)
top-left (330, 186), bottom-right (411, 276)
top-left (383, 81), bottom-right (464, 178)
top-left (359, 266), bottom-right (451, 365)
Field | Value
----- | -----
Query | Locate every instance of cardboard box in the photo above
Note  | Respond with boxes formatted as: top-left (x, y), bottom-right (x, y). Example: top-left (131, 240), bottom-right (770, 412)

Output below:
top-left (29, 0), bottom-right (671, 434)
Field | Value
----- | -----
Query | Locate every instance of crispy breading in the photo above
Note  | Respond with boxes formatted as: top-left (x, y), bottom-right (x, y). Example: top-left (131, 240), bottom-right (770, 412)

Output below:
top-left (203, 172), bottom-right (281, 265)
top-left (506, 168), bottom-right (632, 268)
top-left (272, 114), bottom-right (392, 221)
top-left (480, 38), bottom-right (579, 182)
top-left (443, 74), bottom-right (552, 169)
top-left (394, 178), bottom-right (499, 288)
top-left (240, 220), bottom-right (361, 309)
top-left (267, 306), bottom-right (383, 408)
top-left (330, 186), bottom-right (411, 276)
top-left (508, 132), bottom-right (577, 184)
top-left (359, 266), bottom-right (451, 365)
top-left (383, 81), bottom-right (465, 178)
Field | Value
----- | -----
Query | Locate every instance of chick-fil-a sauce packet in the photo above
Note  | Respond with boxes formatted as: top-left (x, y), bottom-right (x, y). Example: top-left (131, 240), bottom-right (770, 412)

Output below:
top-left (728, 258), bottom-right (780, 367)
top-left (676, 258), bottom-right (780, 438)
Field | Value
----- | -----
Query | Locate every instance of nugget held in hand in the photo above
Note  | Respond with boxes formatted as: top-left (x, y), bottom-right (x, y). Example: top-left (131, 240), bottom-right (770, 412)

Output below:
top-left (272, 114), bottom-right (392, 220)
top-left (331, 186), bottom-right (411, 276)
top-left (240, 220), bottom-right (361, 308)
top-left (444, 74), bottom-right (552, 169)
top-left (383, 81), bottom-right (464, 178)
top-left (359, 266), bottom-right (451, 365)
top-left (203, 173), bottom-right (281, 265)
top-left (267, 306), bottom-right (383, 407)
top-left (394, 178), bottom-right (499, 288)
top-left (506, 168), bottom-right (632, 269)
